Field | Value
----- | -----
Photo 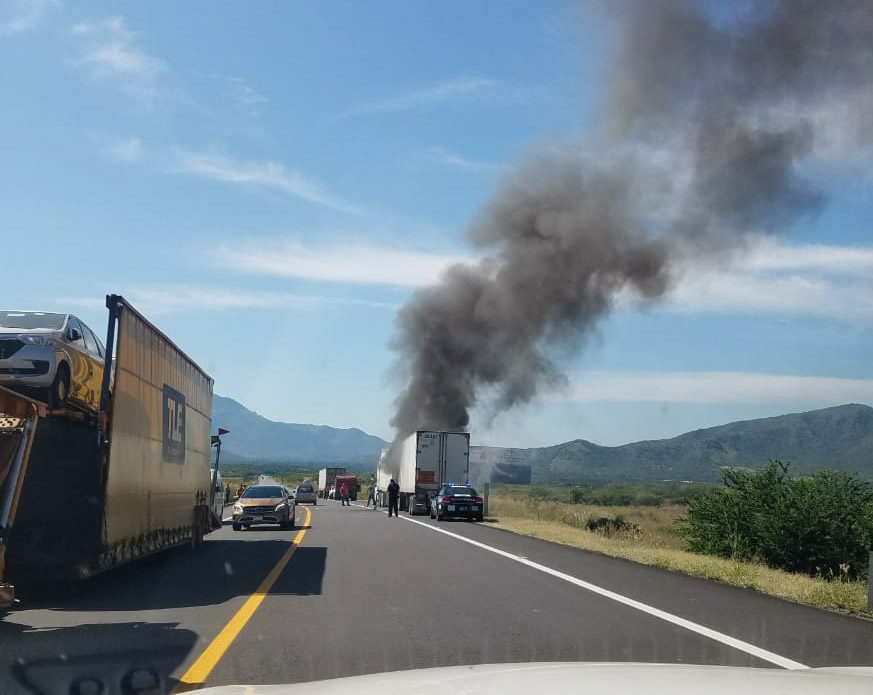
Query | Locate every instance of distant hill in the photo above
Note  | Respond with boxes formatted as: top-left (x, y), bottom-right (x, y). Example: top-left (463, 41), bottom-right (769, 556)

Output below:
top-left (210, 397), bottom-right (873, 481)
top-left (211, 395), bottom-right (387, 465)
top-left (531, 404), bottom-right (873, 483)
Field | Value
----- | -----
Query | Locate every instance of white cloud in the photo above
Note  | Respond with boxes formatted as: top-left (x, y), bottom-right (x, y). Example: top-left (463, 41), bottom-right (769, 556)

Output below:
top-left (659, 240), bottom-right (873, 322)
top-left (211, 238), bottom-right (873, 317)
top-left (223, 76), bottom-right (267, 116)
top-left (71, 16), bottom-right (165, 102)
top-left (170, 149), bottom-right (361, 214)
top-left (0, 0), bottom-right (59, 35)
top-left (744, 238), bottom-right (873, 276)
top-left (418, 146), bottom-right (500, 173)
top-left (342, 76), bottom-right (499, 117)
top-left (561, 371), bottom-right (873, 406)
top-left (100, 135), bottom-right (144, 162)
top-left (62, 286), bottom-right (395, 316)
top-left (97, 141), bottom-right (358, 215)
top-left (213, 240), bottom-right (469, 287)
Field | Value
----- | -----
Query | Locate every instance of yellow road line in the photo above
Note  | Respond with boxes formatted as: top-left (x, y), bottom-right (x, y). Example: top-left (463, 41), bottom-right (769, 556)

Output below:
top-left (173, 505), bottom-right (312, 693)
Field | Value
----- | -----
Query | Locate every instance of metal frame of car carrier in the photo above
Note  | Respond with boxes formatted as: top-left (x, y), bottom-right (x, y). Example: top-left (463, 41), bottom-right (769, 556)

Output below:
top-left (0, 384), bottom-right (95, 607)
top-left (0, 386), bottom-right (46, 608)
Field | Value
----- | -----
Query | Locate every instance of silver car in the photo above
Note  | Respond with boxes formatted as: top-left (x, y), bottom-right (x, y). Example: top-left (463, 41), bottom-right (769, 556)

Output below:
top-left (295, 482), bottom-right (317, 505)
top-left (0, 311), bottom-right (106, 411)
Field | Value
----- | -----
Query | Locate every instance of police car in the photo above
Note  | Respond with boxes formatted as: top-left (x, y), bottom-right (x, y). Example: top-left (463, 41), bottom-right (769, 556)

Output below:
top-left (430, 483), bottom-right (484, 522)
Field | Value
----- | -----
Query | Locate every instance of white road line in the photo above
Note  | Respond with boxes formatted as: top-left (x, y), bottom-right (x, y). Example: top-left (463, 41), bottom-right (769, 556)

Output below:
top-left (383, 510), bottom-right (807, 670)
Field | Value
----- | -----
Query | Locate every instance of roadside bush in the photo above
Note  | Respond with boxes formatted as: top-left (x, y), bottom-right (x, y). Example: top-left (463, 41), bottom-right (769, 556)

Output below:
top-left (570, 487), bottom-right (587, 504)
top-left (682, 461), bottom-right (873, 579)
top-left (575, 513), bottom-right (641, 538)
top-left (528, 486), bottom-right (559, 502)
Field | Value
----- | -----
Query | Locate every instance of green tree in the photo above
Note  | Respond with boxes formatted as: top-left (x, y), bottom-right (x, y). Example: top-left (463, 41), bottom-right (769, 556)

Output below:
top-left (682, 461), bottom-right (873, 579)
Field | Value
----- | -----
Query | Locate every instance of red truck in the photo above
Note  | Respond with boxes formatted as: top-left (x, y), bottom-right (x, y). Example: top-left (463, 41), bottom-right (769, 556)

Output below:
top-left (332, 474), bottom-right (359, 501)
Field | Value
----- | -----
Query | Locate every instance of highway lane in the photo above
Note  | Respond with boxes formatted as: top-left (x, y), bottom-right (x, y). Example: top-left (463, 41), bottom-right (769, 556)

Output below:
top-left (369, 503), bottom-right (873, 668)
top-left (0, 503), bottom-right (304, 695)
top-left (201, 498), bottom-right (873, 688)
top-left (2, 497), bottom-right (873, 694)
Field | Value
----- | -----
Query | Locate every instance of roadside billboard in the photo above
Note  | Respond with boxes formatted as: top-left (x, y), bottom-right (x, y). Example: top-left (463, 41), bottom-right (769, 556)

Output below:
top-left (469, 446), bottom-right (533, 486)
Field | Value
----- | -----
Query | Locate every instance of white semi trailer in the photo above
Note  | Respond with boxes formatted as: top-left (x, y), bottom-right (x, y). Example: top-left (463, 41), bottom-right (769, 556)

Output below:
top-left (376, 431), bottom-right (470, 515)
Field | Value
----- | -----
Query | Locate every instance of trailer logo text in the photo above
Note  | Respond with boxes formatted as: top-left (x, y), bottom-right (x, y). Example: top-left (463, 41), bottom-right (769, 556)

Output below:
top-left (162, 384), bottom-right (186, 463)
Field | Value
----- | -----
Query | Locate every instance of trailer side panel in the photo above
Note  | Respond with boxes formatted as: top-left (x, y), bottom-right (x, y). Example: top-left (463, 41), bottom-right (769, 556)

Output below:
top-left (103, 303), bottom-right (213, 552)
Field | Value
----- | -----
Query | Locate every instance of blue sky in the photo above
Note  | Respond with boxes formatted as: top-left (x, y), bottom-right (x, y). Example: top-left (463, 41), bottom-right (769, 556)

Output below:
top-left (1, 0), bottom-right (871, 448)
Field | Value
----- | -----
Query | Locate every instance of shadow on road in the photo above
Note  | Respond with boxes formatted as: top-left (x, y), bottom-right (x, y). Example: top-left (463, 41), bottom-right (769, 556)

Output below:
top-left (271, 546), bottom-right (327, 596)
top-left (11, 538), bottom-right (327, 612)
top-left (0, 619), bottom-right (196, 695)
top-left (3, 541), bottom-right (327, 692)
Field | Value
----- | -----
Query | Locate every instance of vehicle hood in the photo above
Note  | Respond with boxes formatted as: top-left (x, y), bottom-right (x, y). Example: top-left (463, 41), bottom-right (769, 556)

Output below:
top-left (238, 497), bottom-right (283, 506)
top-left (196, 663), bottom-right (873, 695)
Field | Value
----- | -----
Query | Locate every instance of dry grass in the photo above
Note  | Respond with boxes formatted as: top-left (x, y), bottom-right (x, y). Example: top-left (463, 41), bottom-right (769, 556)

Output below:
top-left (488, 494), bottom-right (870, 616)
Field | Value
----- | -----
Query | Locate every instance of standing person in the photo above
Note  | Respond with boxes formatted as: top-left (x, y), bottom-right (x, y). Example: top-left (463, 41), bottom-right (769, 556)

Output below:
top-left (387, 478), bottom-right (400, 518)
top-left (366, 484), bottom-right (376, 508)
top-left (225, 484), bottom-right (231, 504)
top-left (339, 482), bottom-right (349, 506)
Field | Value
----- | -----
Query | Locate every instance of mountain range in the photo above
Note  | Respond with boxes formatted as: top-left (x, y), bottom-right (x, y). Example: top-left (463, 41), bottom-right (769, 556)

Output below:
top-left (531, 403), bottom-right (873, 483)
top-left (212, 395), bottom-right (873, 482)
top-left (212, 395), bottom-right (387, 465)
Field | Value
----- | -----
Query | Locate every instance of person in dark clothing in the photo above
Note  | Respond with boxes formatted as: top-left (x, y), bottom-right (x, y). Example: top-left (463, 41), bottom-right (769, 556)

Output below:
top-left (225, 484), bottom-right (231, 504)
top-left (387, 478), bottom-right (400, 518)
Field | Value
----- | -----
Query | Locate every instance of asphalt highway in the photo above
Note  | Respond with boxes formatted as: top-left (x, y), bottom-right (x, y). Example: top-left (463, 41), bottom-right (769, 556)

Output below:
top-left (2, 497), bottom-right (873, 694)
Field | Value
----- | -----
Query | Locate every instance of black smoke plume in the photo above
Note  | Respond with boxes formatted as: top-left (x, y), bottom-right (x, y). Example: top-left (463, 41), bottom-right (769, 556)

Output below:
top-left (391, 0), bottom-right (873, 437)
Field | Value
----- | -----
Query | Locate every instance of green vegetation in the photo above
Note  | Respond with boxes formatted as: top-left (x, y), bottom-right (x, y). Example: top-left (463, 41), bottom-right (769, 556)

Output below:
top-left (488, 471), bottom-right (872, 615)
top-left (497, 481), bottom-right (713, 507)
top-left (683, 461), bottom-right (873, 580)
top-left (489, 494), bottom-right (686, 549)
top-left (277, 471), bottom-right (318, 487)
